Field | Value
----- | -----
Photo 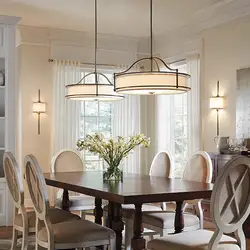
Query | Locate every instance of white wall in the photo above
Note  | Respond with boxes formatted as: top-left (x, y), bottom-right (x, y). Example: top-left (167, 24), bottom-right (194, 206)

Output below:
top-left (202, 18), bottom-right (250, 152)
top-left (157, 16), bottom-right (250, 153)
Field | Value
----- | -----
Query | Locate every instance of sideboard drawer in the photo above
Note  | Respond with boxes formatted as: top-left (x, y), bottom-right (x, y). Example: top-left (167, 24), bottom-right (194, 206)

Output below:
top-left (202, 200), bottom-right (212, 222)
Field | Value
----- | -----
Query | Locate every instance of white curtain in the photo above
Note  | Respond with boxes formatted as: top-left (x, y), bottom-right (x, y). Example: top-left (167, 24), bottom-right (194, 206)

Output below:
top-left (52, 60), bottom-right (82, 155)
top-left (113, 94), bottom-right (141, 174)
top-left (187, 55), bottom-right (201, 155)
top-left (156, 55), bottom-right (201, 176)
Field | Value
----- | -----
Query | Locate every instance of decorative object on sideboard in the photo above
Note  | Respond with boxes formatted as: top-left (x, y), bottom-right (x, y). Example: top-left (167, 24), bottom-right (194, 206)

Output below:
top-left (33, 89), bottom-right (46, 135)
top-left (114, 0), bottom-right (191, 95)
top-left (210, 80), bottom-right (224, 148)
top-left (65, 0), bottom-right (124, 101)
top-left (0, 68), bottom-right (5, 86)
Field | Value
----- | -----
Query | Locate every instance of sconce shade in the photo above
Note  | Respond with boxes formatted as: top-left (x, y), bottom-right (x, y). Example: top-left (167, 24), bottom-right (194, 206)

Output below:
top-left (33, 102), bottom-right (46, 113)
top-left (210, 96), bottom-right (224, 110)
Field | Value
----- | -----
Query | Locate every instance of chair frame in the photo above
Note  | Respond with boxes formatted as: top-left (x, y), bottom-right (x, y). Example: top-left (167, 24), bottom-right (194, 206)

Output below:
top-left (142, 151), bottom-right (213, 237)
top-left (51, 148), bottom-right (96, 216)
top-left (124, 151), bottom-right (174, 250)
top-left (3, 152), bottom-right (31, 250)
top-left (25, 154), bottom-right (115, 250)
top-left (147, 156), bottom-right (250, 250)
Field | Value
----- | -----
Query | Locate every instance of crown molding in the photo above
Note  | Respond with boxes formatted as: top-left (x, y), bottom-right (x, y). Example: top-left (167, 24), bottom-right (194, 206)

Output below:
top-left (17, 25), bottom-right (140, 52)
top-left (0, 15), bottom-right (21, 25)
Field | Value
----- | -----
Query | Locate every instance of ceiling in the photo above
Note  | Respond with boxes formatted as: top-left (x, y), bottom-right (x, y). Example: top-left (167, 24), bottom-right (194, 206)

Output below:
top-left (1, 0), bottom-right (250, 38)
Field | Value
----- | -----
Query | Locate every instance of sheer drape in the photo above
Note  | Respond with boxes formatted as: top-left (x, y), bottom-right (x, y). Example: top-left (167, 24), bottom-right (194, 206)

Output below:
top-left (52, 60), bottom-right (81, 155)
top-left (187, 55), bottom-right (201, 155)
top-left (156, 55), bottom-right (201, 176)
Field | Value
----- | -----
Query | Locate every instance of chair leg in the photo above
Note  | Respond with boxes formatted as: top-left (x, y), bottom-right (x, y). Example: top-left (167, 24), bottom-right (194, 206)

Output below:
top-left (11, 228), bottom-right (18, 250)
top-left (124, 218), bottom-right (133, 250)
top-left (80, 210), bottom-right (86, 219)
top-left (21, 230), bottom-right (28, 250)
top-left (110, 238), bottom-right (116, 250)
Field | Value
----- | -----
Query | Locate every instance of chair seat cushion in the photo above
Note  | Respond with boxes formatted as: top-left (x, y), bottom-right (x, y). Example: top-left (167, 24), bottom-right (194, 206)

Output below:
top-left (38, 219), bottom-right (115, 244)
top-left (122, 204), bottom-right (162, 218)
top-left (142, 211), bottom-right (199, 230)
top-left (14, 208), bottom-right (80, 228)
top-left (147, 229), bottom-right (240, 250)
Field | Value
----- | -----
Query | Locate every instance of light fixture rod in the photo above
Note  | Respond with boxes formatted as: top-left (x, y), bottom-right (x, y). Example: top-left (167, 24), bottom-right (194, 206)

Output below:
top-left (94, 0), bottom-right (98, 83)
top-left (150, 0), bottom-right (153, 71)
top-left (217, 80), bottom-right (220, 97)
top-left (217, 109), bottom-right (219, 136)
top-left (38, 89), bottom-right (41, 102)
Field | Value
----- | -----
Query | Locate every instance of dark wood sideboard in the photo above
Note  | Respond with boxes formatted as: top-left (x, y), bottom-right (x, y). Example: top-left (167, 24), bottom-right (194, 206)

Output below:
top-left (202, 153), bottom-right (250, 237)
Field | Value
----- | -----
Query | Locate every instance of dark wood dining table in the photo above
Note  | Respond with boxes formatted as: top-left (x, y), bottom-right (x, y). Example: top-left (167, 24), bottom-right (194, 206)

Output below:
top-left (44, 171), bottom-right (213, 250)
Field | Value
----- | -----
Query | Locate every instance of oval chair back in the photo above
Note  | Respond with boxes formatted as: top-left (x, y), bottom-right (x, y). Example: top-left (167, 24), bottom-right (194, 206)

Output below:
top-left (3, 152), bottom-right (23, 208)
top-left (25, 155), bottom-right (50, 221)
top-left (51, 149), bottom-right (84, 173)
top-left (149, 151), bottom-right (174, 178)
top-left (183, 151), bottom-right (213, 183)
top-left (209, 156), bottom-right (250, 250)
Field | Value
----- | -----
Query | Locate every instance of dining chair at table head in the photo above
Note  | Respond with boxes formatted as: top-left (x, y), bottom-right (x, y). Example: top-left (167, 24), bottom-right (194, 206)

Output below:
top-left (149, 151), bottom-right (174, 179)
top-left (148, 156), bottom-right (250, 250)
top-left (51, 148), bottom-right (96, 217)
top-left (25, 154), bottom-right (116, 250)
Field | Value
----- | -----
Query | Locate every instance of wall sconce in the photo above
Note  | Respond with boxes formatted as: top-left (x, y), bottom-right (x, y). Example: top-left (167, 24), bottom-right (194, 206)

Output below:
top-left (210, 81), bottom-right (224, 148)
top-left (33, 89), bottom-right (46, 134)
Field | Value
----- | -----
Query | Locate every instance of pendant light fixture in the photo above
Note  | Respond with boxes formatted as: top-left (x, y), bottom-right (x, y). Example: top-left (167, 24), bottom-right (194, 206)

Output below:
top-left (65, 0), bottom-right (124, 101)
top-left (114, 0), bottom-right (191, 95)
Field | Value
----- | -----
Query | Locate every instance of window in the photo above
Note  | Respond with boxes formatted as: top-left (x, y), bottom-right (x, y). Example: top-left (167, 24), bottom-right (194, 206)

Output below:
top-left (78, 70), bottom-right (114, 171)
top-left (156, 63), bottom-right (188, 177)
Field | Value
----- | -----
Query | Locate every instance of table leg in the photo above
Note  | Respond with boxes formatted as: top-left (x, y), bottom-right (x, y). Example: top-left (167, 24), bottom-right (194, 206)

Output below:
top-left (94, 198), bottom-right (103, 225)
top-left (94, 198), bottom-right (104, 250)
top-left (61, 189), bottom-right (70, 211)
top-left (107, 202), bottom-right (124, 250)
top-left (131, 204), bottom-right (145, 250)
top-left (174, 201), bottom-right (184, 233)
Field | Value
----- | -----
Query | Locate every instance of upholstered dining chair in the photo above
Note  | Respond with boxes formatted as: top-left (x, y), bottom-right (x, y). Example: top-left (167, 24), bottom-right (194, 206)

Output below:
top-left (51, 148), bottom-right (96, 218)
top-left (124, 151), bottom-right (174, 250)
top-left (141, 151), bottom-right (213, 237)
top-left (25, 154), bottom-right (116, 250)
top-left (147, 156), bottom-right (250, 250)
top-left (3, 152), bottom-right (80, 250)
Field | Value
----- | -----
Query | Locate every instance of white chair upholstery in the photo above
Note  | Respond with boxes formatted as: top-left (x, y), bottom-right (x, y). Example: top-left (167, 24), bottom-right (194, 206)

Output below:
top-left (148, 156), bottom-right (250, 250)
top-left (142, 151), bottom-right (213, 238)
top-left (124, 151), bottom-right (174, 250)
top-left (51, 148), bottom-right (96, 217)
top-left (3, 152), bottom-right (79, 250)
top-left (25, 154), bottom-right (116, 250)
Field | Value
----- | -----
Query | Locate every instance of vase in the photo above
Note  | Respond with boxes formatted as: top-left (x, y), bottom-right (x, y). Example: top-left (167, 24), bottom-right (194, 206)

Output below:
top-left (103, 165), bottom-right (123, 182)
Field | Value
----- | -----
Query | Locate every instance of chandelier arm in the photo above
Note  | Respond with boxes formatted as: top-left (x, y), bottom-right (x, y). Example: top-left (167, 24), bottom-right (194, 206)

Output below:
top-left (115, 58), bottom-right (152, 75)
top-left (153, 57), bottom-right (176, 71)
top-left (76, 72), bottom-right (113, 85)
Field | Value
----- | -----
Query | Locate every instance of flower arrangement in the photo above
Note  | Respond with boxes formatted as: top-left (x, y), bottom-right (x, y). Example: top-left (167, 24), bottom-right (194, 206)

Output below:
top-left (77, 133), bottom-right (150, 181)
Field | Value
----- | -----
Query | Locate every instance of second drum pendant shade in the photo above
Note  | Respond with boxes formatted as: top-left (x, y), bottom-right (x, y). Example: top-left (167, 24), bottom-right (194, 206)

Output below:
top-left (114, 0), bottom-right (191, 95)
top-left (65, 0), bottom-right (124, 101)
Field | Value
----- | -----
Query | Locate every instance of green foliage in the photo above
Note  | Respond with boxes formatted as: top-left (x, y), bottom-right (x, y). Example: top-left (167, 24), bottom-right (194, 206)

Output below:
top-left (77, 133), bottom-right (150, 180)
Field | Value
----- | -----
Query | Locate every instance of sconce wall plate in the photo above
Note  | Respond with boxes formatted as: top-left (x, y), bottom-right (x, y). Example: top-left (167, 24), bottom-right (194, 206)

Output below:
top-left (210, 81), bottom-right (224, 139)
top-left (33, 89), bottom-right (46, 134)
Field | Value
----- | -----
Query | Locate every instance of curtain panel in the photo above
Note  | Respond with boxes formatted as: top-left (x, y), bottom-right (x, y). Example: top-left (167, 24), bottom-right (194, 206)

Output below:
top-left (52, 60), bottom-right (81, 155)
